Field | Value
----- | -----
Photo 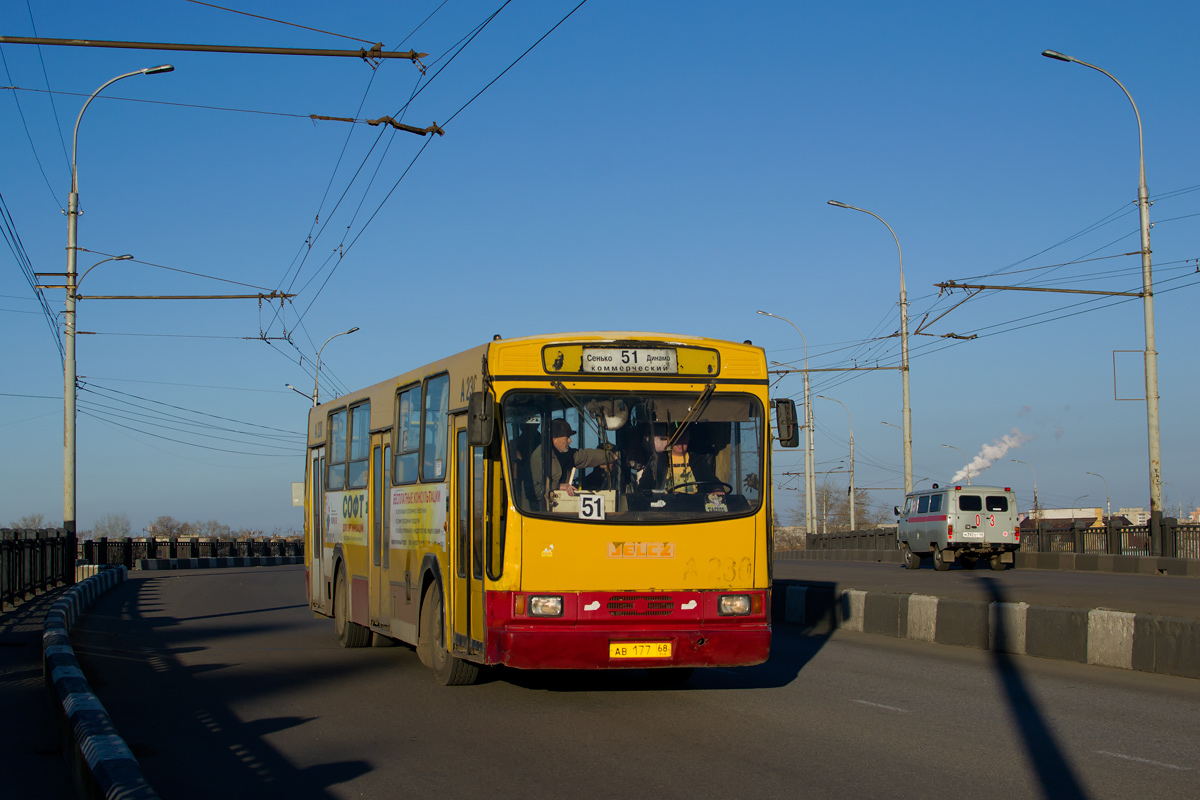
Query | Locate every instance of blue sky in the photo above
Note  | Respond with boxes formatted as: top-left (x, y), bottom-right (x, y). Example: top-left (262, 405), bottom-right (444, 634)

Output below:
top-left (3, 1), bottom-right (1198, 532)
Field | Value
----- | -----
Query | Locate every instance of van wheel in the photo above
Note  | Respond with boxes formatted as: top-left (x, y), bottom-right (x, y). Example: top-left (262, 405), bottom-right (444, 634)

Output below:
top-left (902, 546), bottom-right (921, 570)
top-left (960, 555), bottom-right (977, 570)
top-left (334, 563), bottom-right (371, 648)
top-left (933, 547), bottom-right (950, 571)
top-left (422, 582), bottom-right (480, 686)
top-left (990, 554), bottom-right (1008, 571)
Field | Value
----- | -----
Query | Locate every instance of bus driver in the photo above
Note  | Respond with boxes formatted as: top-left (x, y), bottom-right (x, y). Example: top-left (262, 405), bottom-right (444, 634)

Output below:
top-left (529, 418), bottom-right (615, 508)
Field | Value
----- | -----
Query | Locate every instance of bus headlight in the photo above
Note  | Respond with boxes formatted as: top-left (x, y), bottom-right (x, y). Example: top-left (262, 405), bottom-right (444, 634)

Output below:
top-left (528, 595), bottom-right (563, 617)
top-left (718, 594), bottom-right (751, 616)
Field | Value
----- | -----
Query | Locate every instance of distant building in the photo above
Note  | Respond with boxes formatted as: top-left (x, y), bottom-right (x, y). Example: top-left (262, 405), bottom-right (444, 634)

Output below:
top-left (1188, 508), bottom-right (1200, 524)
top-left (1119, 507), bottom-right (1150, 526)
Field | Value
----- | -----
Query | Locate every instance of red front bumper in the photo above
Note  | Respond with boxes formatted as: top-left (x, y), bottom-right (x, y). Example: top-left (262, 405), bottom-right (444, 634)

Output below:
top-left (485, 590), bottom-right (771, 670)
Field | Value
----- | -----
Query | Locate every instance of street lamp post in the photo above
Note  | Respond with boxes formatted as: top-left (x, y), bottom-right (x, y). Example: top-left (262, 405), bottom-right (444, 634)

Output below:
top-left (942, 443), bottom-right (971, 485)
top-left (1086, 471), bottom-right (1111, 520)
top-left (1072, 495), bottom-right (1090, 515)
top-left (313, 327), bottom-right (360, 407)
top-left (1011, 458), bottom-right (1039, 520)
top-left (758, 310), bottom-right (815, 536)
top-left (1042, 49), bottom-right (1163, 552)
top-left (827, 201), bottom-right (911, 494)
top-left (818, 395), bottom-right (854, 531)
top-left (63, 64), bottom-right (173, 539)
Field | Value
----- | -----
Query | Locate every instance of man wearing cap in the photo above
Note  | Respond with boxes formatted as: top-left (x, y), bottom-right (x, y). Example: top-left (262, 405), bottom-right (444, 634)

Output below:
top-left (529, 418), bottom-right (615, 509)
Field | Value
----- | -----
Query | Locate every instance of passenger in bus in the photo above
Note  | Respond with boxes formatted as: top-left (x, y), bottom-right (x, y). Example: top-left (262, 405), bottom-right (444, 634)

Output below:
top-left (638, 425), bottom-right (722, 494)
top-left (529, 418), bottom-right (617, 509)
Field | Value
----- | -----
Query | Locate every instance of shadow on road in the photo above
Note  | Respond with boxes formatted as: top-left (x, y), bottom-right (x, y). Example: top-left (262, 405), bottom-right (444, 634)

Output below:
top-left (71, 574), bottom-right (379, 800)
top-left (978, 575), bottom-right (1090, 800)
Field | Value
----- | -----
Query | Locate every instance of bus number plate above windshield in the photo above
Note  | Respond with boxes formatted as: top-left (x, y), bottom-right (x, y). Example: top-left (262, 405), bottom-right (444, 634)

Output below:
top-left (581, 348), bottom-right (677, 374)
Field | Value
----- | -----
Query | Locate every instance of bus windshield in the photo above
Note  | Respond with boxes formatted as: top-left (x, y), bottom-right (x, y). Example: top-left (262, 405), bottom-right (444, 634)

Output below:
top-left (502, 390), bottom-right (763, 522)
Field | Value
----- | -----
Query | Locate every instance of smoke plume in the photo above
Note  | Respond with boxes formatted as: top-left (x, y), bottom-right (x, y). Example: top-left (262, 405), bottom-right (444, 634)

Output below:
top-left (951, 428), bottom-right (1033, 483)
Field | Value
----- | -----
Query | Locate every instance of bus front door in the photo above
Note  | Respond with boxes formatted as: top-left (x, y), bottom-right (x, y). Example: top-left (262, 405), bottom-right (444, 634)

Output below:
top-left (309, 446), bottom-right (326, 611)
top-left (451, 420), bottom-right (485, 657)
top-left (369, 434), bottom-right (392, 633)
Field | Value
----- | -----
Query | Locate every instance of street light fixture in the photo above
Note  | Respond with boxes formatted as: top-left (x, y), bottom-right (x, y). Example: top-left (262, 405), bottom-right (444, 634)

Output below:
top-left (1072, 495), bottom-right (1090, 514)
top-left (818, 395), bottom-right (854, 531)
top-left (63, 65), bottom-right (173, 540)
top-left (313, 327), bottom-right (359, 407)
top-left (1086, 471), bottom-right (1111, 520)
top-left (1011, 459), bottom-right (1039, 520)
top-left (941, 443), bottom-right (971, 485)
top-left (285, 383), bottom-right (314, 401)
top-left (757, 310), bottom-right (815, 536)
top-left (1042, 48), bottom-right (1163, 551)
top-left (827, 201), bottom-right (912, 494)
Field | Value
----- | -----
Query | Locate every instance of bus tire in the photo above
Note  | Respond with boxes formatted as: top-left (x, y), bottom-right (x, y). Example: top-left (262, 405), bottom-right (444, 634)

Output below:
top-left (933, 546), bottom-right (950, 571)
top-left (423, 582), bottom-right (479, 686)
top-left (990, 554), bottom-right (1007, 571)
top-left (902, 545), bottom-right (920, 570)
top-left (334, 563), bottom-right (371, 648)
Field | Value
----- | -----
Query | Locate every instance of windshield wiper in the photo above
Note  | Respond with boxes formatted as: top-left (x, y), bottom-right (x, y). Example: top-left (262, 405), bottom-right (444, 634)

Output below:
top-left (666, 382), bottom-right (715, 449)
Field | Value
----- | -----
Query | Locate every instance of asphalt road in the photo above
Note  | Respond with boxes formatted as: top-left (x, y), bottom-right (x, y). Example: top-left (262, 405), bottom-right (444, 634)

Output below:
top-left (775, 558), bottom-right (1200, 619)
top-left (69, 566), bottom-right (1200, 799)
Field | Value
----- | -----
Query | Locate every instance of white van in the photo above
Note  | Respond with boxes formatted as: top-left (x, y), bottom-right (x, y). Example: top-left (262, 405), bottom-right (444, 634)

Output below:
top-left (894, 484), bottom-right (1019, 571)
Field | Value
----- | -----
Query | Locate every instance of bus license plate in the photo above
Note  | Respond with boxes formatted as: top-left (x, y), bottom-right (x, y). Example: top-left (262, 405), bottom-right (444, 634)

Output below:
top-left (609, 641), bottom-right (672, 659)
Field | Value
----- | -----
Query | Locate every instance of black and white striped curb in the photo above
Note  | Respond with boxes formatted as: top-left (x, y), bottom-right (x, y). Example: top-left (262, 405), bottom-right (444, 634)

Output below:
top-left (779, 581), bottom-right (1200, 680)
top-left (137, 555), bottom-right (303, 570)
top-left (43, 566), bottom-right (159, 800)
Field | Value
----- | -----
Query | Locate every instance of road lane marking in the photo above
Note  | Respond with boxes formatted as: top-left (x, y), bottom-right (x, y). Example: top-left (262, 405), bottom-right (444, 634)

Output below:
top-left (852, 699), bottom-right (908, 713)
top-left (1095, 751), bottom-right (1191, 771)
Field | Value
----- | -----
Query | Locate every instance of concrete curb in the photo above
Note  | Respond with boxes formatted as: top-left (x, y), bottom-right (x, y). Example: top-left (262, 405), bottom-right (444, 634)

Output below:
top-left (43, 566), bottom-right (159, 799)
top-left (778, 548), bottom-right (1200, 576)
top-left (776, 579), bottom-right (1200, 680)
top-left (136, 555), bottom-right (303, 570)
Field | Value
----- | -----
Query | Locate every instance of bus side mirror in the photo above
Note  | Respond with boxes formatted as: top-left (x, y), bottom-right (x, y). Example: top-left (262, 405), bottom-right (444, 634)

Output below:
top-left (894, 505), bottom-right (901, 516)
top-left (774, 398), bottom-right (800, 448)
top-left (467, 390), bottom-right (494, 447)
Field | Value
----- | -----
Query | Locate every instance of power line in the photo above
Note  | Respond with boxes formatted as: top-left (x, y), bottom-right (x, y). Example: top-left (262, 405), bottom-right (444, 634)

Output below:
top-left (181, 0), bottom-right (379, 45)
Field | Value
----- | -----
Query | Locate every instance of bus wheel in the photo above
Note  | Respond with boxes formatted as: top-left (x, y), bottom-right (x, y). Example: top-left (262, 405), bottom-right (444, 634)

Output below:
top-left (422, 582), bottom-right (480, 686)
top-left (645, 667), bottom-right (694, 688)
top-left (334, 563), bottom-right (371, 648)
top-left (933, 546), bottom-right (951, 571)
top-left (902, 545), bottom-right (921, 570)
top-left (990, 554), bottom-right (1008, 571)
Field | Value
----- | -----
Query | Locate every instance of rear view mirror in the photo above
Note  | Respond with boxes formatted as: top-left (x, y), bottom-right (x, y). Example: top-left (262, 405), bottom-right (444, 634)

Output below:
top-left (774, 398), bottom-right (800, 448)
top-left (467, 391), bottom-right (494, 446)
top-left (894, 506), bottom-right (901, 516)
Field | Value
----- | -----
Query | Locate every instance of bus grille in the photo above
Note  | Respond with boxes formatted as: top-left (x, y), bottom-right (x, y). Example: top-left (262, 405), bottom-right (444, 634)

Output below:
top-left (607, 595), bottom-right (673, 616)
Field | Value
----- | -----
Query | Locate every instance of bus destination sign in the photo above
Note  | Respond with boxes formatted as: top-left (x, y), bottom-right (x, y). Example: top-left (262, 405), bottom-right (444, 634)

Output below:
top-left (581, 347), bottom-right (677, 374)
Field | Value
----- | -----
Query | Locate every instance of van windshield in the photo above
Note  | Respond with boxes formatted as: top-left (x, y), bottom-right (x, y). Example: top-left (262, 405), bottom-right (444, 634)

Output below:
top-left (502, 390), bottom-right (763, 522)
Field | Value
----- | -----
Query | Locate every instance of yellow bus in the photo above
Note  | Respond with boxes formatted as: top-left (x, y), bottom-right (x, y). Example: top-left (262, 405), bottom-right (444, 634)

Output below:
top-left (303, 332), bottom-right (799, 685)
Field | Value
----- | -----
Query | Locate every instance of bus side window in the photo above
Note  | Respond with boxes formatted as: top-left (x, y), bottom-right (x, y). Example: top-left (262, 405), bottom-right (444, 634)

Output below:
top-left (328, 408), bottom-right (347, 490)
top-left (394, 385), bottom-right (420, 484)
top-left (422, 374), bottom-right (450, 481)
top-left (929, 494), bottom-right (943, 513)
top-left (917, 495), bottom-right (930, 514)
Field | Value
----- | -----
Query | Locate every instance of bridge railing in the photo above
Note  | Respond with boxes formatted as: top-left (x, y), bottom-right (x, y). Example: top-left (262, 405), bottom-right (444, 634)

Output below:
top-left (78, 537), bottom-right (305, 568)
top-left (1, 527), bottom-right (76, 611)
top-left (800, 519), bottom-right (1198, 559)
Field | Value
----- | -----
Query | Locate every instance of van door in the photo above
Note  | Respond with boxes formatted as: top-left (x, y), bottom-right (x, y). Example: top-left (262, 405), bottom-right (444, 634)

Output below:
top-left (450, 418), bottom-right (486, 657)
